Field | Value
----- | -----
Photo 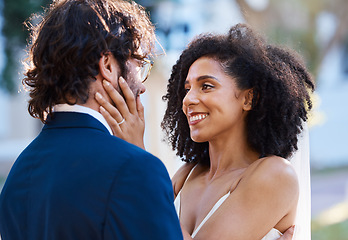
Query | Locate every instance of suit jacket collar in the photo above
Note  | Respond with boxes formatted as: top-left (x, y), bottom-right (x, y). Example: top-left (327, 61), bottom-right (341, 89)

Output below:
top-left (43, 112), bottom-right (110, 134)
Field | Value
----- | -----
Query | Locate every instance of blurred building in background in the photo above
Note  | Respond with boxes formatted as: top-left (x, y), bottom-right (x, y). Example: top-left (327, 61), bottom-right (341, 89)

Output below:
top-left (310, 28), bottom-right (348, 168)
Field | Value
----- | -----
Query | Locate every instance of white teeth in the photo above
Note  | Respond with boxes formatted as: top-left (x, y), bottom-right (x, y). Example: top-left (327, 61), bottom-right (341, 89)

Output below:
top-left (190, 114), bottom-right (207, 122)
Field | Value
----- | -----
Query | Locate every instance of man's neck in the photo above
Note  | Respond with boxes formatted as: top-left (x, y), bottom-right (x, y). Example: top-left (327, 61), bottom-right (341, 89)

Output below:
top-left (53, 103), bottom-right (113, 135)
top-left (79, 99), bottom-right (100, 113)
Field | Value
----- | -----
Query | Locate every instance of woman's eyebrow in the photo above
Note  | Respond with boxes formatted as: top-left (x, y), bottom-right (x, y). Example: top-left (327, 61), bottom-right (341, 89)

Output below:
top-left (184, 75), bottom-right (220, 84)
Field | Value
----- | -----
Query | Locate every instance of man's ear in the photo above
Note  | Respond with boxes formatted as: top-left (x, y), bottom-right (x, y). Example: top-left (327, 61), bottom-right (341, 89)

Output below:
top-left (98, 53), bottom-right (118, 81)
top-left (242, 89), bottom-right (254, 111)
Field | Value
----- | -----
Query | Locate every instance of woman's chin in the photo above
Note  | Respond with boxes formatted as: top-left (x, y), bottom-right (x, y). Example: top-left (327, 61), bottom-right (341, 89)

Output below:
top-left (190, 134), bottom-right (207, 143)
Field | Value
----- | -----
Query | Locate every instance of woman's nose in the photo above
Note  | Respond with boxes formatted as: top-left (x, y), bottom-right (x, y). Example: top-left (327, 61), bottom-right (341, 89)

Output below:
top-left (183, 89), bottom-right (199, 107)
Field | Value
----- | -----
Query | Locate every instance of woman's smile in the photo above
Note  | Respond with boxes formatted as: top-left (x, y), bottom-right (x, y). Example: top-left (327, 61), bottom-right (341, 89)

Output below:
top-left (188, 113), bottom-right (208, 125)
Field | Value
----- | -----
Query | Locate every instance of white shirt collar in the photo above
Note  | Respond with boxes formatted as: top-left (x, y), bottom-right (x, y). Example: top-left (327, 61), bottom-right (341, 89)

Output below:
top-left (53, 103), bottom-right (113, 135)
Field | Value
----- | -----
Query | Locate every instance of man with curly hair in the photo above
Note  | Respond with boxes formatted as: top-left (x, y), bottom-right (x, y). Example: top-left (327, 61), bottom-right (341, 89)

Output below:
top-left (0, 0), bottom-right (182, 239)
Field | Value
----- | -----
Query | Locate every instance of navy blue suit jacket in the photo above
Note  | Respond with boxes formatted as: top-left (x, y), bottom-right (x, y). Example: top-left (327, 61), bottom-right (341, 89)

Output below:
top-left (0, 112), bottom-right (182, 240)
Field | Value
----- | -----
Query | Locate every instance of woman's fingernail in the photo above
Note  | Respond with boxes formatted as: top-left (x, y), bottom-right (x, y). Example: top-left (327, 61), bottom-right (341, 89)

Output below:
top-left (95, 92), bottom-right (103, 99)
top-left (103, 80), bottom-right (111, 87)
top-left (289, 225), bottom-right (295, 233)
top-left (99, 106), bottom-right (106, 113)
top-left (119, 77), bottom-right (125, 83)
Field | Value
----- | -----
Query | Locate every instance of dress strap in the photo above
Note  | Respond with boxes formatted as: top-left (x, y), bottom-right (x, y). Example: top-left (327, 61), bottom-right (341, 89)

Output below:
top-left (174, 164), bottom-right (198, 218)
top-left (183, 164), bottom-right (198, 186)
top-left (191, 192), bottom-right (230, 238)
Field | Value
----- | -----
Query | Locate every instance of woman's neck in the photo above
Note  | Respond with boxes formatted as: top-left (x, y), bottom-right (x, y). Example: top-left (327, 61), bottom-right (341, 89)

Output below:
top-left (207, 129), bottom-right (259, 180)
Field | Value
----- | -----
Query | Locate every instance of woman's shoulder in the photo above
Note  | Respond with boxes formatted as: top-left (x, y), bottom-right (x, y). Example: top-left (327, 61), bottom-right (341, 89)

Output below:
top-left (231, 156), bottom-right (299, 232)
top-left (172, 162), bottom-right (197, 197)
top-left (242, 156), bottom-right (299, 198)
top-left (249, 156), bottom-right (297, 179)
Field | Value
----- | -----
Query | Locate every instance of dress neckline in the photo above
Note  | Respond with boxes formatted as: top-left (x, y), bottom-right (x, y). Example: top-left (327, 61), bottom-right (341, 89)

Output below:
top-left (174, 165), bottom-right (232, 238)
top-left (173, 165), bottom-right (283, 239)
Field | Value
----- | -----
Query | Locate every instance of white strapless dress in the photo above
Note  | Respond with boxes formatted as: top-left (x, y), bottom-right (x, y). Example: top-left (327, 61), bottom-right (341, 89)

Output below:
top-left (174, 191), bottom-right (282, 240)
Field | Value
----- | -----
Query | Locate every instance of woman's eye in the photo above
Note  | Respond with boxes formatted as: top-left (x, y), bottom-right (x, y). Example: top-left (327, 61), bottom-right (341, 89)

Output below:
top-left (202, 84), bottom-right (214, 90)
top-left (184, 88), bottom-right (190, 93)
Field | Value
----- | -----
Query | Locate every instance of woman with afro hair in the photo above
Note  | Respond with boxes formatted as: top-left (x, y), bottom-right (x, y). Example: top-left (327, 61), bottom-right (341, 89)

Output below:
top-left (98, 23), bottom-right (314, 240)
top-left (161, 24), bottom-right (314, 240)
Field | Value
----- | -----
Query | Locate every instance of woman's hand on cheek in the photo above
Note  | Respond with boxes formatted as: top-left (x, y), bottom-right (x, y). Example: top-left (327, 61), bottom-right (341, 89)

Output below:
top-left (95, 77), bottom-right (145, 149)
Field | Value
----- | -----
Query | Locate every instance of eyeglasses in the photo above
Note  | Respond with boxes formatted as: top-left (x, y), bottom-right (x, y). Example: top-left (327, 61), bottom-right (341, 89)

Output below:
top-left (139, 58), bottom-right (154, 83)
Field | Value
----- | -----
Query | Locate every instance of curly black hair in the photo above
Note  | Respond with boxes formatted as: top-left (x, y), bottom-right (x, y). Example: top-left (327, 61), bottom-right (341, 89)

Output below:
top-left (23, 0), bottom-right (155, 122)
top-left (161, 24), bottom-right (315, 166)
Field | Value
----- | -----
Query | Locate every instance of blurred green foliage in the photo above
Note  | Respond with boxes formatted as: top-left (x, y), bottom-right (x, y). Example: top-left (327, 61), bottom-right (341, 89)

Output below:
top-left (312, 219), bottom-right (348, 240)
top-left (1, 0), bottom-right (50, 93)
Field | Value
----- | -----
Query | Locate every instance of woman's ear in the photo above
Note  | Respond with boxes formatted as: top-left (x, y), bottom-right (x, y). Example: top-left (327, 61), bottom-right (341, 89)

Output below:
top-left (98, 53), bottom-right (119, 82)
top-left (242, 89), bottom-right (254, 111)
